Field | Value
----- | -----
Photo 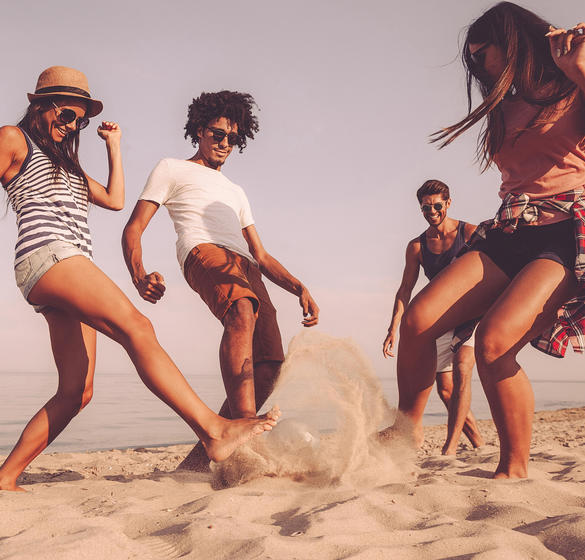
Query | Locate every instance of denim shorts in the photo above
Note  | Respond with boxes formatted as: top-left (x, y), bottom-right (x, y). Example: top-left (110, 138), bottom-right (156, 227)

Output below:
top-left (14, 240), bottom-right (87, 313)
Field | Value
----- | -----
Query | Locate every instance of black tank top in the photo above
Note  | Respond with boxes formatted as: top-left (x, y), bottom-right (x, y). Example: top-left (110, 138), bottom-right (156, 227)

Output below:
top-left (420, 221), bottom-right (467, 280)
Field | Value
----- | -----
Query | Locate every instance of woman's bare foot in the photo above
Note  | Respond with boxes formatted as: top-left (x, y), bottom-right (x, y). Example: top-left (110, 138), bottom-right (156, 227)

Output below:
top-left (201, 406), bottom-right (281, 463)
top-left (378, 415), bottom-right (424, 448)
top-left (0, 477), bottom-right (26, 492)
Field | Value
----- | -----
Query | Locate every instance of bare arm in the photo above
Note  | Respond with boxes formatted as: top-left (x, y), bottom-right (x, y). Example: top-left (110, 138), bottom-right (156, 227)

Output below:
top-left (122, 199), bottom-right (166, 303)
top-left (0, 126), bottom-right (28, 186)
top-left (242, 224), bottom-right (319, 327)
top-left (547, 23), bottom-right (585, 93)
top-left (85, 122), bottom-right (124, 211)
top-left (383, 239), bottom-right (421, 358)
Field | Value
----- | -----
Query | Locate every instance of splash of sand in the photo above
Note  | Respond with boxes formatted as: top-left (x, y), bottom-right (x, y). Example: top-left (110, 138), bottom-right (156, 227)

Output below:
top-left (212, 331), bottom-right (416, 487)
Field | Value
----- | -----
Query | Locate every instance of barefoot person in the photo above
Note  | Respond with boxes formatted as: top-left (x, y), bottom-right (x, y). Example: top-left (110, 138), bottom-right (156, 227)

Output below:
top-left (382, 3), bottom-right (585, 478)
top-left (122, 90), bottom-right (319, 470)
top-left (0, 68), bottom-right (278, 491)
top-left (383, 180), bottom-right (483, 455)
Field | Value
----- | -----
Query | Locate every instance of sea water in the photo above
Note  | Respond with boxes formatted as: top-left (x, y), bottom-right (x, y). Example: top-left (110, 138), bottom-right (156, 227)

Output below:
top-left (1, 358), bottom-right (584, 455)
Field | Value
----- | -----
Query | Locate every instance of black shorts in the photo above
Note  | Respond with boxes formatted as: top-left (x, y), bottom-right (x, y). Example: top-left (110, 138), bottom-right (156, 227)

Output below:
top-left (474, 219), bottom-right (576, 279)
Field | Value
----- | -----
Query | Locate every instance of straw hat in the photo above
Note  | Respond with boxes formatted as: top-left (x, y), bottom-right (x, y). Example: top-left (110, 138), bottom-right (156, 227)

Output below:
top-left (27, 66), bottom-right (103, 117)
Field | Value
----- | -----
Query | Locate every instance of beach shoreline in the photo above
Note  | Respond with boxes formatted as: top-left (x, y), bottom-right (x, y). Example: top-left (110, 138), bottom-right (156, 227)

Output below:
top-left (1, 406), bottom-right (584, 559)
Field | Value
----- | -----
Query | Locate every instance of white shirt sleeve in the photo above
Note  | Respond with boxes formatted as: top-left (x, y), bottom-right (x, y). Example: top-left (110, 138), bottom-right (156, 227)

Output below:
top-left (139, 159), bottom-right (175, 206)
top-left (238, 187), bottom-right (255, 228)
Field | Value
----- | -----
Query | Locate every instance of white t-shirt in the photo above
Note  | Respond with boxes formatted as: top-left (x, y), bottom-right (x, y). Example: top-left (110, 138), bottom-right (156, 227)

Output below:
top-left (139, 158), bottom-right (256, 271)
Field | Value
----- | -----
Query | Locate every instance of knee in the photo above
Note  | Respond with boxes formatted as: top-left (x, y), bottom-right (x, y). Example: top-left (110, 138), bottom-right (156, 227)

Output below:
top-left (224, 298), bottom-right (256, 333)
top-left (401, 303), bottom-right (430, 339)
top-left (474, 324), bottom-right (513, 369)
top-left (56, 383), bottom-right (93, 415)
top-left (435, 379), bottom-right (452, 403)
top-left (119, 310), bottom-right (156, 345)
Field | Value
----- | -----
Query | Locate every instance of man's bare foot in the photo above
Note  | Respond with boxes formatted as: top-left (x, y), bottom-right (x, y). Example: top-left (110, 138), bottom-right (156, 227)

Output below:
top-left (201, 406), bottom-right (281, 463)
top-left (441, 444), bottom-right (457, 456)
top-left (493, 462), bottom-right (528, 479)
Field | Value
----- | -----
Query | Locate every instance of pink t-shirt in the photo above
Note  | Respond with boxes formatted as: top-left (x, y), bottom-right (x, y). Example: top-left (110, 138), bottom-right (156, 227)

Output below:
top-left (494, 92), bottom-right (585, 200)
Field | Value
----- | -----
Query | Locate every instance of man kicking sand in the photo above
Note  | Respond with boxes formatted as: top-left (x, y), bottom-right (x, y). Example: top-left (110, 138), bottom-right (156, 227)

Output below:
top-left (123, 91), bottom-right (319, 470)
top-left (382, 179), bottom-right (483, 454)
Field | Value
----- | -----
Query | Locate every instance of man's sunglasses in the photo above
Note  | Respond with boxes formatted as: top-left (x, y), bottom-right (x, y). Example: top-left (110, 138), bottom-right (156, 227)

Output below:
top-left (421, 202), bottom-right (446, 213)
top-left (206, 127), bottom-right (242, 146)
top-left (52, 103), bottom-right (90, 131)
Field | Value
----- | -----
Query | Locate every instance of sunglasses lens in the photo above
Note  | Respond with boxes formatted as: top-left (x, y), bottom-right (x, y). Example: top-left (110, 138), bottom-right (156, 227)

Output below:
top-left (227, 133), bottom-right (240, 146)
top-left (77, 117), bottom-right (90, 131)
top-left (434, 203), bottom-right (444, 211)
top-left (58, 108), bottom-right (77, 125)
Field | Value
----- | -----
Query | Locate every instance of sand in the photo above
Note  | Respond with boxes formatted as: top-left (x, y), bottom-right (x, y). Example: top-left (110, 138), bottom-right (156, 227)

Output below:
top-left (2, 334), bottom-right (585, 559)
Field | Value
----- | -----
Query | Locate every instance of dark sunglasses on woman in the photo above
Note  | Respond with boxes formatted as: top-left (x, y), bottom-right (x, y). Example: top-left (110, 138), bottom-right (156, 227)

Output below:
top-left (207, 126), bottom-right (242, 146)
top-left (52, 102), bottom-right (90, 131)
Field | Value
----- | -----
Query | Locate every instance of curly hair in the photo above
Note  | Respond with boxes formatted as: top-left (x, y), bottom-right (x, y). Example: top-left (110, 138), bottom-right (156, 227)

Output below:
top-left (184, 91), bottom-right (259, 153)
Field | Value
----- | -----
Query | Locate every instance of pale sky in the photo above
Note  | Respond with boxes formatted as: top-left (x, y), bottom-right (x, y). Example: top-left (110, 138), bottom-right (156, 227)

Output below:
top-left (1, 0), bottom-right (584, 387)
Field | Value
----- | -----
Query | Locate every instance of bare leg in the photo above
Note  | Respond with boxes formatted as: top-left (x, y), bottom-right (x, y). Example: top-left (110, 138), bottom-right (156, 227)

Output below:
top-left (381, 251), bottom-right (510, 445)
top-left (178, 360), bottom-right (282, 471)
top-left (219, 298), bottom-right (257, 418)
top-left (0, 310), bottom-right (96, 490)
top-left (442, 345), bottom-right (484, 455)
top-left (24, 257), bottom-right (278, 465)
top-left (475, 259), bottom-right (577, 479)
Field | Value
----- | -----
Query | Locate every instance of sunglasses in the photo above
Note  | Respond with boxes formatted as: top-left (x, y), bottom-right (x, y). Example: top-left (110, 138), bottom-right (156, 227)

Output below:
top-left (206, 127), bottom-right (242, 146)
top-left (470, 43), bottom-right (489, 67)
top-left (52, 103), bottom-right (90, 131)
top-left (421, 202), bottom-right (446, 213)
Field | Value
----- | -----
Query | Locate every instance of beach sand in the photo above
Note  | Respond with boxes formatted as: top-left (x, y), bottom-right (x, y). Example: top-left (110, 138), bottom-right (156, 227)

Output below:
top-left (2, 333), bottom-right (584, 559)
top-left (1, 407), bottom-right (584, 560)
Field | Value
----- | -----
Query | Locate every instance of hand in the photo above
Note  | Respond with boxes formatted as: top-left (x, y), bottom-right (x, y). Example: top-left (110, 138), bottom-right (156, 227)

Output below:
top-left (299, 286), bottom-right (319, 327)
top-left (546, 24), bottom-right (585, 83)
top-left (135, 271), bottom-right (166, 303)
top-left (383, 330), bottom-right (397, 358)
top-left (97, 121), bottom-right (122, 143)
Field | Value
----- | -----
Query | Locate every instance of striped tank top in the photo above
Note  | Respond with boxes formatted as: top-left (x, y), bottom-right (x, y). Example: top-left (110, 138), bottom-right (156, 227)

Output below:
top-left (4, 128), bottom-right (93, 266)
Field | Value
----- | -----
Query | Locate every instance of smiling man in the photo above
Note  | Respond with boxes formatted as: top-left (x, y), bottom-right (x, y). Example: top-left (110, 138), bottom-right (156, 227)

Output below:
top-left (382, 179), bottom-right (483, 455)
top-left (122, 90), bottom-right (319, 470)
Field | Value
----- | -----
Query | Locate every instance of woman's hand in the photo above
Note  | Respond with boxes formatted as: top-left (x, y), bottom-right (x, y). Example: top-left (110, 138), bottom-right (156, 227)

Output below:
top-left (546, 24), bottom-right (585, 87)
top-left (97, 121), bottom-right (122, 143)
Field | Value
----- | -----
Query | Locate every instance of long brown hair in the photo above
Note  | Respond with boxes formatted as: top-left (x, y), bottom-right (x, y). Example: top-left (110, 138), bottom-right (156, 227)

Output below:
top-left (432, 2), bottom-right (578, 170)
top-left (17, 96), bottom-right (88, 186)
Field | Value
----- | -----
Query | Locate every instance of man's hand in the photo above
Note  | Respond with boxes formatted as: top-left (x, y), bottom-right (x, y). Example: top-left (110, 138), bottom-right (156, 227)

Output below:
top-left (299, 286), bottom-right (319, 327)
top-left (383, 330), bottom-right (397, 358)
top-left (135, 272), bottom-right (166, 303)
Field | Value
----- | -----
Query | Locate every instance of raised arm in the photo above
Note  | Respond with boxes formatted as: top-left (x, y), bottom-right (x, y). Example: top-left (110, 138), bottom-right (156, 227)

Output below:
top-left (547, 23), bottom-right (585, 93)
top-left (242, 224), bottom-right (319, 327)
top-left (122, 200), bottom-right (166, 303)
top-left (86, 122), bottom-right (124, 210)
top-left (383, 239), bottom-right (421, 358)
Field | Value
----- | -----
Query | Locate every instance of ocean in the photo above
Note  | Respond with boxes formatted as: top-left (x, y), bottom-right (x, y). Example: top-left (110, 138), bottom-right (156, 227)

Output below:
top-left (1, 370), bottom-right (584, 454)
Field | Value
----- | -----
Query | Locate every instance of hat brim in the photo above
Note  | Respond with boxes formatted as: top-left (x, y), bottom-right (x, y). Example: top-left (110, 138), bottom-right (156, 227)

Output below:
top-left (27, 92), bottom-right (103, 118)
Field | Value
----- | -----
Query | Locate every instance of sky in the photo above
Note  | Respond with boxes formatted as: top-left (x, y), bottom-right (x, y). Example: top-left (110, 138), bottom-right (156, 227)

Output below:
top-left (1, 0), bottom-right (584, 388)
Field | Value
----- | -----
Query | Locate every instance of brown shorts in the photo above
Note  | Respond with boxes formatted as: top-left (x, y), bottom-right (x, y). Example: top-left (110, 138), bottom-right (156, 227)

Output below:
top-left (183, 243), bottom-right (285, 364)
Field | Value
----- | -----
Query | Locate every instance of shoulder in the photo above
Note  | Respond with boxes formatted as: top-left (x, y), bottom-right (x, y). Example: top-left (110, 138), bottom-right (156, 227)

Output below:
top-left (406, 237), bottom-right (422, 257)
top-left (0, 126), bottom-right (26, 153)
top-left (462, 221), bottom-right (477, 241)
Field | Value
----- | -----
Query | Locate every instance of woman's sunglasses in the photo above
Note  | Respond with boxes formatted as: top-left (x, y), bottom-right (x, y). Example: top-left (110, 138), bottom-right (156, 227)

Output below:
top-left (52, 103), bottom-right (90, 131)
top-left (206, 127), bottom-right (242, 146)
top-left (421, 202), bottom-right (446, 213)
top-left (470, 43), bottom-right (489, 67)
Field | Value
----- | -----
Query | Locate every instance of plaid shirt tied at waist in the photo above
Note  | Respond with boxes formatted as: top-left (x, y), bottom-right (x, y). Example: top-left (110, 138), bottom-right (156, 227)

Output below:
top-left (452, 189), bottom-right (585, 358)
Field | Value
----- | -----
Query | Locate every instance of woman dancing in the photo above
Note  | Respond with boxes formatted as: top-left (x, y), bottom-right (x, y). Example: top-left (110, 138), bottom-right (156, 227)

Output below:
top-left (0, 66), bottom-right (279, 491)
top-left (385, 2), bottom-right (585, 478)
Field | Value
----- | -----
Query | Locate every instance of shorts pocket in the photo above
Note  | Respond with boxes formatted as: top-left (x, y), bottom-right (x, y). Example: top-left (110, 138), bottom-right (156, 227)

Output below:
top-left (14, 258), bottom-right (32, 289)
